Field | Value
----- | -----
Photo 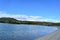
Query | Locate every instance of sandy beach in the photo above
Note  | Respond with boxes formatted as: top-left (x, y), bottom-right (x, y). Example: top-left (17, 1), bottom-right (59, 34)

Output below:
top-left (35, 27), bottom-right (60, 40)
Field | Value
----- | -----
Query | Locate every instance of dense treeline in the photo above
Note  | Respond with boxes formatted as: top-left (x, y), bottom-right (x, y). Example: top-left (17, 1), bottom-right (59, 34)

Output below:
top-left (0, 17), bottom-right (60, 26)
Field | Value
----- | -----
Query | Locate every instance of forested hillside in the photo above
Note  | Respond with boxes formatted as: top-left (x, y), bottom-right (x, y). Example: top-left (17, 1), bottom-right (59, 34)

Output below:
top-left (0, 17), bottom-right (60, 26)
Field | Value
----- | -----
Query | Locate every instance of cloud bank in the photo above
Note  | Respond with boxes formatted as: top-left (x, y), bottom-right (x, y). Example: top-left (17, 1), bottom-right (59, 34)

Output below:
top-left (0, 11), bottom-right (60, 23)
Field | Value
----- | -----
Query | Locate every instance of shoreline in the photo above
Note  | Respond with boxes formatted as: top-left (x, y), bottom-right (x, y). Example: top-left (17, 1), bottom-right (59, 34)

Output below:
top-left (35, 27), bottom-right (60, 40)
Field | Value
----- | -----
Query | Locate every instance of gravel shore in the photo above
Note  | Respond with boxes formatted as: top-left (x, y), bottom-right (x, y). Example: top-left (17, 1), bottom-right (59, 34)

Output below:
top-left (35, 27), bottom-right (60, 40)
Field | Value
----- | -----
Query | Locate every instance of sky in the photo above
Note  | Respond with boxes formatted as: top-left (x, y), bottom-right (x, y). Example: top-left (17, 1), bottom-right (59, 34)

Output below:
top-left (0, 0), bottom-right (60, 22)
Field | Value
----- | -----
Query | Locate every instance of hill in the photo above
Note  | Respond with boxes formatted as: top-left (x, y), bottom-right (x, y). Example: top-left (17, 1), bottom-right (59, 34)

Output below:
top-left (0, 17), bottom-right (60, 26)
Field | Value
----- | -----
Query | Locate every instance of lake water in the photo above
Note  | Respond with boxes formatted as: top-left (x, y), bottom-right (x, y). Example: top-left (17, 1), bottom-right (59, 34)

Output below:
top-left (0, 23), bottom-right (57, 40)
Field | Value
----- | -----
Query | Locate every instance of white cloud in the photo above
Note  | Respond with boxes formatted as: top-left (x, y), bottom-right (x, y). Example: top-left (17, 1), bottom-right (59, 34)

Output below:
top-left (0, 11), bottom-right (60, 23)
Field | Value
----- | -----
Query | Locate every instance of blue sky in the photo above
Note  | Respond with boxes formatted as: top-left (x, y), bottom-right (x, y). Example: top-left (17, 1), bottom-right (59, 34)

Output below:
top-left (0, 0), bottom-right (60, 22)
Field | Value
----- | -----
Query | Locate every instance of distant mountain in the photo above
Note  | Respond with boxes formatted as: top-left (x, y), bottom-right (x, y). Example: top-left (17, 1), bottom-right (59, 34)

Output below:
top-left (0, 17), bottom-right (60, 26)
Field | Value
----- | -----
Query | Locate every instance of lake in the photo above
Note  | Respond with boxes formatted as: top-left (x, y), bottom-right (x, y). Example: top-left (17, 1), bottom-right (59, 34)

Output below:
top-left (0, 23), bottom-right (57, 40)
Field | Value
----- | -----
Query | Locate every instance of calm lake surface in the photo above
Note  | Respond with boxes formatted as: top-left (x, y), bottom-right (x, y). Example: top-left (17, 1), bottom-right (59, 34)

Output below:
top-left (0, 23), bottom-right (57, 40)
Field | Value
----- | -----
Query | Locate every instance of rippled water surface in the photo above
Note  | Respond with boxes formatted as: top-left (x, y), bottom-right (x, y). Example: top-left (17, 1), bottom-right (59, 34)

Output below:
top-left (0, 23), bottom-right (57, 40)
